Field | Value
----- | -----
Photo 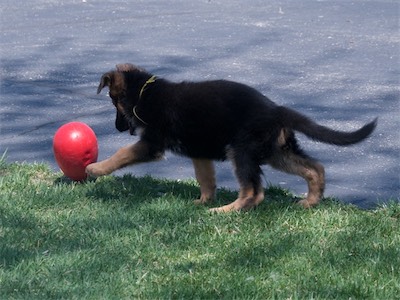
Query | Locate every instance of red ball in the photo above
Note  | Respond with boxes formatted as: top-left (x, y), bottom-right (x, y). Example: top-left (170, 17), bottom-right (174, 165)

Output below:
top-left (53, 122), bottom-right (98, 181)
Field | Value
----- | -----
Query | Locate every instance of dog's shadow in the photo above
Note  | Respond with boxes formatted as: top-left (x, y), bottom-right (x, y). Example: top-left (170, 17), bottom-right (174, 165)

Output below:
top-left (84, 174), bottom-right (202, 207)
top-left (76, 174), bottom-right (300, 210)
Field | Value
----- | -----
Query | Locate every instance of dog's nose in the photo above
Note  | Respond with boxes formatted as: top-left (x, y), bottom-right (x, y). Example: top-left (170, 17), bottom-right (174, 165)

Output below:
top-left (115, 119), bottom-right (129, 132)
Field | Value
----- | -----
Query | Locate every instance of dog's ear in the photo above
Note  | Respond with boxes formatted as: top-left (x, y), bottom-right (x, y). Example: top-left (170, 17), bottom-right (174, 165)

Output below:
top-left (116, 63), bottom-right (138, 72)
top-left (116, 63), bottom-right (145, 72)
top-left (97, 72), bottom-right (112, 94)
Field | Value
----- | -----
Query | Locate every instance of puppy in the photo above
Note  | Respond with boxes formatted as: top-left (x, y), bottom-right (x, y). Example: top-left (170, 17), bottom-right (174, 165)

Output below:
top-left (86, 63), bottom-right (377, 212)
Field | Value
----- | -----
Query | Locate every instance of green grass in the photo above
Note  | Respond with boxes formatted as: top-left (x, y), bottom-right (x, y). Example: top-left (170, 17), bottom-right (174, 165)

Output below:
top-left (1, 161), bottom-right (399, 299)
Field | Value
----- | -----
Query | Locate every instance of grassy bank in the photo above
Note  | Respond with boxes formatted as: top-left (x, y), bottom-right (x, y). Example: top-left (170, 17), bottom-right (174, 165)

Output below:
top-left (1, 161), bottom-right (399, 299)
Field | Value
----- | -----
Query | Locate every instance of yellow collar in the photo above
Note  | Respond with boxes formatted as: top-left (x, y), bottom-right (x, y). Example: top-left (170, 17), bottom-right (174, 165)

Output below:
top-left (134, 75), bottom-right (157, 126)
top-left (133, 106), bottom-right (148, 125)
top-left (139, 75), bottom-right (157, 99)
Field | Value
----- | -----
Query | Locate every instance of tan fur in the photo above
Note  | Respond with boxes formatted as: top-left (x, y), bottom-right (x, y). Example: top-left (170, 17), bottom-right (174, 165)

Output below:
top-left (268, 149), bottom-right (325, 209)
top-left (192, 159), bottom-right (216, 204)
top-left (116, 63), bottom-right (144, 72)
top-left (86, 141), bottom-right (163, 176)
top-left (109, 73), bottom-right (126, 97)
top-left (277, 128), bottom-right (289, 147)
top-left (210, 184), bottom-right (265, 213)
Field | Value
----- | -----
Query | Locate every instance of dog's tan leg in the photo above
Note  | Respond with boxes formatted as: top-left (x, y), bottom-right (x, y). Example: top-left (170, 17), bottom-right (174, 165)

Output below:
top-left (210, 184), bottom-right (264, 213)
top-left (269, 149), bottom-right (325, 208)
top-left (210, 149), bottom-right (264, 212)
top-left (85, 140), bottom-right (163, 177)
top-left (192, 159), bottom-right (216, 205)
top-left (297, 162), bottom-right (325, 208)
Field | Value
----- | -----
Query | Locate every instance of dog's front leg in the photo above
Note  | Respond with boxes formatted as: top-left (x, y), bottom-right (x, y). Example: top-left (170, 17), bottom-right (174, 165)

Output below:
top-left (192, 159), bottom-right (216, 205)
top-left (86, 140), bottom-right (163, 177)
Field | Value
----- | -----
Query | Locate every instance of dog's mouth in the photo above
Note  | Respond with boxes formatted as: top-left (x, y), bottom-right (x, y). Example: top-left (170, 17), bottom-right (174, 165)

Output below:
top-left (115, 110), bottom-right (136, 135)
top-left (115, 120), bottom-right (136, 135)
top-left (128, 121), bottom-right (137, 135)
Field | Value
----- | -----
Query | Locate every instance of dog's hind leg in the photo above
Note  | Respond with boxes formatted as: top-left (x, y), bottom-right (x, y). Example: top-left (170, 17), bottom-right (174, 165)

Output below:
top-left (192, 159), bottom-right (216, 205)
top-left (298, 160), bottom-right (325, 208)
top-left (210, 151), bottom-right (264, 212)
top-left (270, 149), bottom-right (325, 208)
top-left (209, 183), bottom-right (264, 212)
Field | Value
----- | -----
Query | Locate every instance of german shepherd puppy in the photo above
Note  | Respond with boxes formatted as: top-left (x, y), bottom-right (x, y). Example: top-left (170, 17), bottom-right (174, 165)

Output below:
top-left (86, 63), bottom-right (377, 212)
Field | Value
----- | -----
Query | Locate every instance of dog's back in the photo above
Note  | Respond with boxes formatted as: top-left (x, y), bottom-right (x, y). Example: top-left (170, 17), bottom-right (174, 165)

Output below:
top-left (147, 78), bottom-right (376, 155)
top-left (146, 79), bottom-right (279, 158)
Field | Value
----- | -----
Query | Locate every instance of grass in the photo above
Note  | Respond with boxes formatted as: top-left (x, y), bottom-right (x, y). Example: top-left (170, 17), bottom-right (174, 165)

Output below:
top-left (0, 160), bottom-right (399, 299)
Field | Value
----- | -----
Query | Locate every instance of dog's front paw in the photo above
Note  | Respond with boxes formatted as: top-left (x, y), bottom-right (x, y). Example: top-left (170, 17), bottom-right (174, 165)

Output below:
top-left (85, 162), bottom-right (110, 177)
top-left (193, 195), bottom-right (214, 205)
top-left (298, 198), bottom-right (321, 208)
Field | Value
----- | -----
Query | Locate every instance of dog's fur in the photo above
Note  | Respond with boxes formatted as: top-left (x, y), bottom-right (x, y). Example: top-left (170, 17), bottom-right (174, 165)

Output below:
top-left (86, 63), bottom-right (377, 212)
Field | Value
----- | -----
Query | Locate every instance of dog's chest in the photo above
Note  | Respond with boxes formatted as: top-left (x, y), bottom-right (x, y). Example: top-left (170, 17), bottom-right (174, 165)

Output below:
top-left (167, 138), bottom-right (187, 155)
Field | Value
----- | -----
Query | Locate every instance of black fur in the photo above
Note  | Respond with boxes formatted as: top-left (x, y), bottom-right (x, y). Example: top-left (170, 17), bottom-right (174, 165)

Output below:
top-left (101, 68), bottom-right (376, 159)
top-left (94, 64), bottom-right (377, 210)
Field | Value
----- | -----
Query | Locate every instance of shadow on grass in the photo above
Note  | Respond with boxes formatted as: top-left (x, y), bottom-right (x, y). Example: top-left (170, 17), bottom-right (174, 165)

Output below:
top-left (82, 173), bottom-right (302, 210)
top-left (3, 161), bottom-right (398, 300)
top-left (1, 166), bottom-right (345, 272)
top-left (85, 174), bottom-right (201, 206)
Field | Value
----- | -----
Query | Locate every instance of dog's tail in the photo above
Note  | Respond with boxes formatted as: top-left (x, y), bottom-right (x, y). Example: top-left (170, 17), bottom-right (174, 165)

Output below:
top-left (277, 106), bottom-right (377, 146)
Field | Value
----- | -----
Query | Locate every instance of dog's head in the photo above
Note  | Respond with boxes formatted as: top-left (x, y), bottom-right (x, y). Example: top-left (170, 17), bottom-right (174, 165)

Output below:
top-left (97, 63), bottom-right (147, 135)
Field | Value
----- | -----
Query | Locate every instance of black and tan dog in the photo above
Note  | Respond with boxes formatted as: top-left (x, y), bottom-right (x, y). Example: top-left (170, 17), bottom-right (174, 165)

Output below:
top-left (86, 63), bottom-right (377, 212)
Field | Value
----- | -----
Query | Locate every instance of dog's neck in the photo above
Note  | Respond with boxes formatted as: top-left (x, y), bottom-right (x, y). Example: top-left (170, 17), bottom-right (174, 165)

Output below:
top-left (133, 106), bottom-right (148, 125)
top-left (133, 75), bottom-right (157, 126)
top-left (139, 75), bottom-right (157, 99)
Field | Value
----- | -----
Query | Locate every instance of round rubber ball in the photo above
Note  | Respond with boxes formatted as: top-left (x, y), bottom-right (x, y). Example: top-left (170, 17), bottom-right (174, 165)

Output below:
top-left (53, 122), bottom-right (98, 181)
